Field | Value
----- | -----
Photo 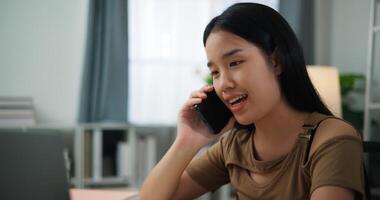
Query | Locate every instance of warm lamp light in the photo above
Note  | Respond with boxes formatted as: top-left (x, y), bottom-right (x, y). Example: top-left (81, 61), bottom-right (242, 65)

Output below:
top-left (307, 66), bottom-right (342, 117)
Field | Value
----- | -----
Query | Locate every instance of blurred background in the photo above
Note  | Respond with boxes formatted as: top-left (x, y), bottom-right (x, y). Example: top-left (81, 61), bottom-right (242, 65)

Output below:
top-left (0, 0), bottom-right (379, 199)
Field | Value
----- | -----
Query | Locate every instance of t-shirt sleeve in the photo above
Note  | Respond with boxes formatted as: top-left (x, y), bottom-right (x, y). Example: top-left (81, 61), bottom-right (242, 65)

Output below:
top-left (185, 135), bottom-right (230, 192)
top-left (309, 136), bottom-right (365, 197)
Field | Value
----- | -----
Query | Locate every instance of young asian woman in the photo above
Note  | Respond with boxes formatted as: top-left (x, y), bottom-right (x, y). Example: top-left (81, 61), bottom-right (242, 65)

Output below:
top-left (139, 3), bottom-right (366, 200)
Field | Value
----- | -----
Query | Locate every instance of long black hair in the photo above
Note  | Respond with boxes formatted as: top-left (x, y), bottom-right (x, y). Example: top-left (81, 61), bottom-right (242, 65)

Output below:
top-left (203, 3), bottom-right (332, 116)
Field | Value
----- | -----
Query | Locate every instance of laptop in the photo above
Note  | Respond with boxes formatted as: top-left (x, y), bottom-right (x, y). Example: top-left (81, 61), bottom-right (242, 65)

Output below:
top-left (0, 131), bottom-right (70, 200)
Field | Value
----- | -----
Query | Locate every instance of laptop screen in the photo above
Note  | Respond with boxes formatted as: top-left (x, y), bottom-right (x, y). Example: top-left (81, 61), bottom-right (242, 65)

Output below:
top-left (0, 131), bottom-right (70, 200)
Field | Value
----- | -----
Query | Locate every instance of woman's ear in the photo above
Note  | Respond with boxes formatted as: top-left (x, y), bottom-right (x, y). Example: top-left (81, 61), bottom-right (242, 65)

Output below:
top-left (270, 49), bottom-right (282, 75)
top-left (274, 63), bottom-right (282, 75)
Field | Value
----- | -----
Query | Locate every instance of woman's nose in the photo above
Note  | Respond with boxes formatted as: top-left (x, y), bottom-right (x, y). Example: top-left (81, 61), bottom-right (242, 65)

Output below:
top-left (219, 72), bottom-right (235, 91)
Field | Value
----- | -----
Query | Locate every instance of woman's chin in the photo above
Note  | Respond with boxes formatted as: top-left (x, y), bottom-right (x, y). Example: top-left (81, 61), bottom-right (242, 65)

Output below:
top-left (234, 116), bottom-right (254, 125)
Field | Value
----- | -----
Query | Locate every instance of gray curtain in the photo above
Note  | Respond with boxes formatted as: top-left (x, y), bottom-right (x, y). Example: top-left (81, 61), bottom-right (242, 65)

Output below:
top-left (79, 0), bottom-right (128, 123)
top-left (280, 0), bottom-right (315, 64)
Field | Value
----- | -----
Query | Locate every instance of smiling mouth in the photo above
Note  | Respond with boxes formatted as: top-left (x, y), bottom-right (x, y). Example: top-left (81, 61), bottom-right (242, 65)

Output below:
top-left (229, 94), bottom-right (248, 106)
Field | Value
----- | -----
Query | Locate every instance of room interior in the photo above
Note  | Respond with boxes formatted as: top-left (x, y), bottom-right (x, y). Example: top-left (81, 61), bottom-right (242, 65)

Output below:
top-left (0, 0), bottom-right (379, 199)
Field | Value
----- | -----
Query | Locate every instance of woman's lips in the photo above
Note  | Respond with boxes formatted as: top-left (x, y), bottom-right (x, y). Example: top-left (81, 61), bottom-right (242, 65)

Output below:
top-left (229, 98), bottom-right (247, 113)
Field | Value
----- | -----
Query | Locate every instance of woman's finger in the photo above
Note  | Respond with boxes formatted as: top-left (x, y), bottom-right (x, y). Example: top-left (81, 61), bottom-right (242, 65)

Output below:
top-left (190, 91), bottom-right (207, 99)
top-left (201, 85), bottom-right (214, 93)
top-left (190, 85), bottom-right (214, 98)
top-left (183, 98), bottom-right (203, 109)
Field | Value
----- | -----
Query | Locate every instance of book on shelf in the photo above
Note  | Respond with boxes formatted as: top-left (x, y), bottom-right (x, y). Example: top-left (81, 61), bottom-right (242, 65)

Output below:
top-left (0, 97), bottom-right (34, 109)
top-left (116, 142), bottom-right (132, 179)
top-left (84, 130), bottom-right (93, 178)
top-left (0, 109), bottom-right (35, 118)
top-left (115, 135), bottom-right (158, 186)
top-left (135, 135), bottom-right (157, 186)
top-left (145, 136), bottom-right (157, 173)
top-left (0, 97), bottom-right (36, 126)
top-left (0, 118), bottom-right (36, 126)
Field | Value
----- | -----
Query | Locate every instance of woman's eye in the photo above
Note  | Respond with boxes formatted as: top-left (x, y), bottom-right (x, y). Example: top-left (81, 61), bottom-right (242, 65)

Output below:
top-left (229, 60), bottom-right (243, 67)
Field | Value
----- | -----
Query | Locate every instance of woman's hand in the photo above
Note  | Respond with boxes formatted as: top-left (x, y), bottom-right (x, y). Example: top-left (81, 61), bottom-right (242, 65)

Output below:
top-left (176, 85), bottom-right (235, 148)
top-left (140, 86), bottom-right (234, 200)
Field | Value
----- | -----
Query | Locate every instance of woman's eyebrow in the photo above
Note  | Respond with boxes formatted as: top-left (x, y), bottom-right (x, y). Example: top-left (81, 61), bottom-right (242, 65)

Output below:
top-left (222, 48), bottom-right (243, 59)
top-left (207, 48), bottom-right (244, 67)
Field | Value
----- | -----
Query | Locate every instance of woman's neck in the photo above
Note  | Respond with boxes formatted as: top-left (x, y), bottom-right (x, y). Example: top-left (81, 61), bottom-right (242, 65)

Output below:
top-left (255, 101), bottom-right (310, 148)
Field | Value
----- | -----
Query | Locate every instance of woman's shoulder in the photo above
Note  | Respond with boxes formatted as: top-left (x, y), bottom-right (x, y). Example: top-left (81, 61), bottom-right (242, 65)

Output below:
top-left (309, 115), bottom-right (362, 157)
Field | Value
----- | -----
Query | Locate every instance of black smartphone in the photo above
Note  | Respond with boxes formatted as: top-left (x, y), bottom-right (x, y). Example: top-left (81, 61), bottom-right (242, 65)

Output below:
top-left (193, 89), bottom-right (233, 134)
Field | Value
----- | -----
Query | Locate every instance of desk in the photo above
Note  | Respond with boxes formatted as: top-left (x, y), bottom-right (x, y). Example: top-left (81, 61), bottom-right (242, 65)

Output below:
top-left (70, 189), bottom-right (138, 200)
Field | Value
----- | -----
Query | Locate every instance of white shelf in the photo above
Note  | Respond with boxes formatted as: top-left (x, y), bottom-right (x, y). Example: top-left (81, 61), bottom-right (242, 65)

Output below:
top-left (369, 103), bottom-right (380, 109)
top-left (0, 123), bottom-right (176, 189)
top-left (373, 26), bottom-right (380, 33)
top-left (71, 176), bottom-right (129, 186)
top-left (74, 124), bottom-right (176, 189)
top-left (0, 124), bottom-right (75, 130)
top-left (364, 0), bottom-right (380, 140)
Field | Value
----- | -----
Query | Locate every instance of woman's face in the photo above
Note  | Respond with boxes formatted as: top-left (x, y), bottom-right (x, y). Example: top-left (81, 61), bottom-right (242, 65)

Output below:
top-left (205, 30), bottom-right (282, 125)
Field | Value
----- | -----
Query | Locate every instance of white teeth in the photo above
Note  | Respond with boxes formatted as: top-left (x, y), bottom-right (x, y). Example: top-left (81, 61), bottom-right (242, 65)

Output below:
top-left (229, 95), bottom-right (247, 104)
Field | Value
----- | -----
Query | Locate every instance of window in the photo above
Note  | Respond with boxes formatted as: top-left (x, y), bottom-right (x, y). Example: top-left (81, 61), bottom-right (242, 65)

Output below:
top-left (128, 0), bottom-right (278, 124)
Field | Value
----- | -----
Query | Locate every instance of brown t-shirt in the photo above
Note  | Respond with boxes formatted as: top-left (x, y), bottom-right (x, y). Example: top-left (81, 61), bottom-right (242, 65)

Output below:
top-left (186, 112), bottom-right (365, 199)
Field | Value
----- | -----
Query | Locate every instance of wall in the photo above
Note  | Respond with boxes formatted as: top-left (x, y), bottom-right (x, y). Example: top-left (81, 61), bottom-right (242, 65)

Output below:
top-left (317, 0), bottom-right (380, 100)
top-left (330, 0), bottom-right (371, 74)
top-left (0, 0), bottom-right (89, 124)
top-left (315, 0), bottom-right (371, 74)
top-left (314, 0), bottom-right (332, 66)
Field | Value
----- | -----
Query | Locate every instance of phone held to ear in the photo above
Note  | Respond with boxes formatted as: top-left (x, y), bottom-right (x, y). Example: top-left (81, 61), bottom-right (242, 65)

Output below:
top-left (193, 89), bottom-right (233, 134)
